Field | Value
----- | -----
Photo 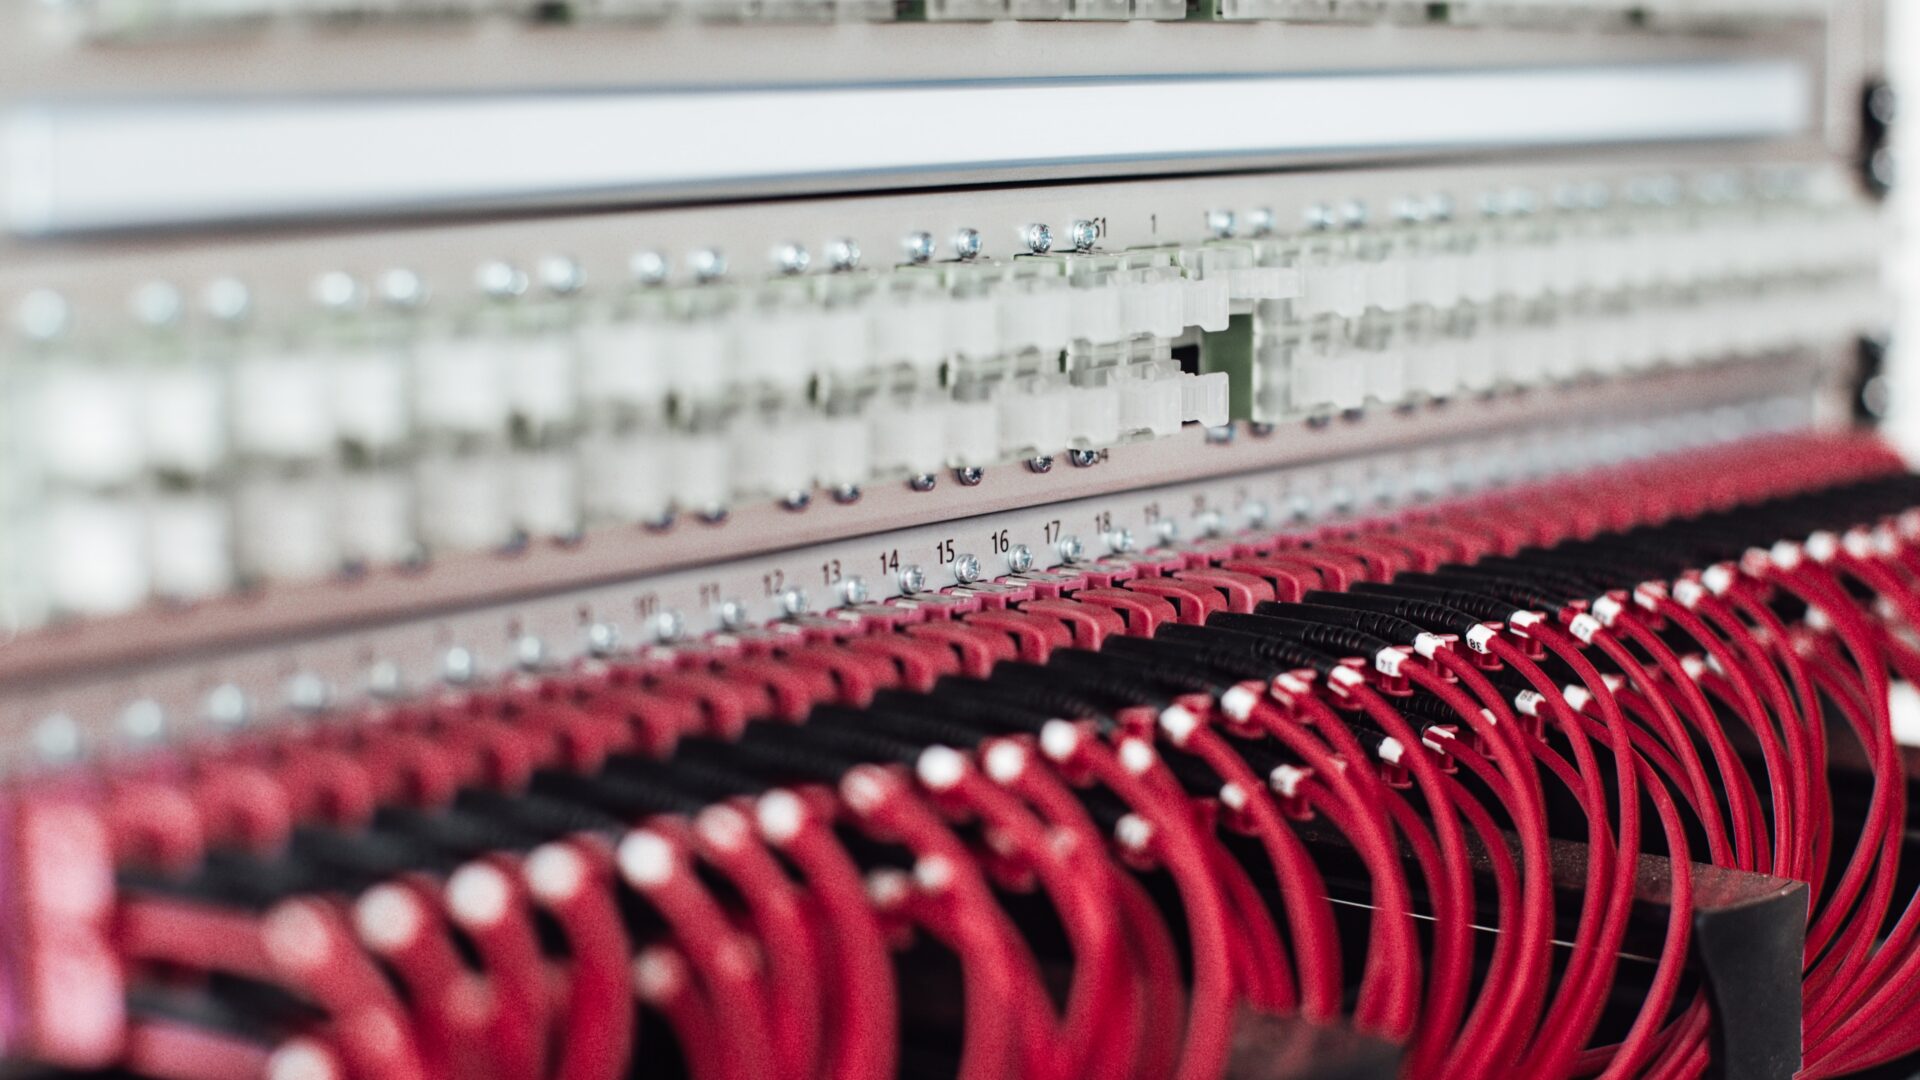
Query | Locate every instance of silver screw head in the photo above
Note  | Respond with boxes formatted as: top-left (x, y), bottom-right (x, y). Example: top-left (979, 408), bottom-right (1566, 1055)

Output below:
top-left (952, 228), bottom-right (983, 260)
top-left (287, 672), bottom-right (332, 712)
top-left (377, 268), bottom-right (429, 309)
top-left (651, 610), bottom-right (686, 643)
top-left (1196, 510), bottom-right (1224, 538)
top-left (368, 660), bottom-right (405, 698)
top-left (826, 238), bottom-right (861, 272)
top-left (1286, 493), bottom-right (1315, 522)
top-left (1243, 500), bottom-right (1272, 529)
top-left (689, 249), bottom-right (728, 283)
top-left (1023, 223), bottom-right (1053, 254)
top-left (537, 255), bottom-right (585, 295)
top-left (908, 474), bottom-right (938, 493)
top-left (1026, 456), bottom-right (1054, 474)
top-left (514, 634), bottom-right (549, 670)
top-left (831, 484), bottom-right (862, 505)
top-left (1154, 519), bottom-right (1181, 546)
top-left (955, 466), bottom-right (984, 486)
top-left (630, 251), bottom-right (670, 286)
top-left (903, 231), bottom-right (937, 264)
top-left (205, 684), bottom-right (249, 730)
top-left (1070, 220), bottom-right (1100, 252)
top-left (1005, 544), bottom-right (1035, 574)
top-left (1304, 204), bottom-right (1337, 231)
top-left (442, 646), bottom-right (478, 685)
top-left (587, 621), bottom-right (622, 656)
top-left (898, 564), bottom-right (928, 595)
top-left (838, 576), bottom-right (871, 606)
top-left (313, 271), bottom-right (363, 310)
top-left (774, 242), bottom-right (811, 276)
top-left (717, 599), bottom-right (749, 631)
top-left (476, 261), bottom-right (527, 299)
top-left (1245, 207), bottom-right (1276, 236)
top-left (131, 281), bottom-right (184, 328)
top-left (1068, 448), bottom-right (1100, 468)
top-left (1056, 535), bottom-right (1085, 564)
top-left (779, 588), bottom-right (810, 618)
top-left (1205, 209), bottom-right (1237, 238)
top-left (1339, 200), bottom-right (1369, 229)
top-left (1106, 528), bottom-right (1135, 555)
top-left (204, 278), bottom-right (252, 323)
top-left (951, 553), bottom-right (982, 585)
top-left (33, 713), bottom-right (82, 765)
top-left (119, 699), bottom-right (167, 746)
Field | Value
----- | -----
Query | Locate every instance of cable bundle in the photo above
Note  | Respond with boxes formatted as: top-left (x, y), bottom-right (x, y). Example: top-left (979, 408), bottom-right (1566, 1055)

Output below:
top-left (12, 428), bottom-right (1920, 1080)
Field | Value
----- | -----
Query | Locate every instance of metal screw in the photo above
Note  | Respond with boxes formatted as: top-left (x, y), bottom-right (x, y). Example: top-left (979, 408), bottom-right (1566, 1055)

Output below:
top-left (33, 714), bottom-right (81, 765)
top-left (287, 672), bottom-right (332, 712)
top-left (831, 484), bottom-right (862, 505)
top-left (1070, 220), bottom-right (1100, 252)
top-left (1023, 223), bottom-right (1053, 254)
top-left (537, 255), bottom-right (585, 295)
top-left (368, 660), bottom-right (405, 698)
top-left (651, 610), bottom-right (686, 643)
top-left (630, 251), bottom-right (670, 286)
top-left (1106, 528), bottom-right (1135, 555)
top-left (1005, 544), bottom-right (1035, 574)
top-left (131, 281), bottom-right (184, 328)
top-left (955, 466), bottom-right (984, 486)
top-left (1243, 500), bottom-right (1272, 529)
top-left (717, 599), bottom-right (748, 631)
top-left (898, 565), bottom-right (928, 595)
top-left (378, 268), bottom-right (428, 309)
top-left (1205, 424), bottom-right (1235, 444)
top-left (1067, 449), bottom-right (1099, 468)
top-left (511, 634), bottom-right (547, 671)
top-left (119, 699), bottom-right (167, 746)
top-left (826, 238), bottom-right (861, 272)
top-left (313, 271), bottom-right (362, 310)
top-left (1196, 510), bottom-right (1224, 537)
top-left (476, 261), bottom-right (527, 299)
top-left (951, 553), bottom-right (982, 585)
top-left (206, 684), bottom-right (249, 730)
top-left (1056, 535), bottom-right (1085, 564)
top-left (1286, 493), bottom-right (1315, 521)
top-left (1154, 519), bottom-right (1181, 546)
top-left (443, 646), bottom-right (477, 685)
top-left (696, 503), bottom-right (730, 525)
top-left (1339, 200), bottom-right (1369, 229)
top-left (587, 621), bottom-right (622, 656)
top-left (1205, 209), bottom-right (1237, 238)
top-left (952, 228), bottom-right (983, 260)
top-left (1426, 193), bottom-right (1455, 222)
top-left (689, 249), bottom-right (728, 283)
top-left (775, 243), bottom-right (811, 275)
top-left (204, 278), bottom-right (252, 323)
top-left (779, 588), bottom-right (810, 617)
top-left (1027, 456), bottom-right (1054, 474)
top-left (908, 474), bottom-right (938, 492)
top-left (838, 576), bottom-right (871, 606)
top-left (903, 231), bottom-right (937, 264)
top-left (1248, 421), bottom-right (1276, 438)
top-left (643, 509), bottom-right (676, 533)
top-left (1392, 195), bottom-right (1427, 224)
top-left (1304, 204), bottom-right (1337, 231)
top-left (1245, 207), bottom-right (1276, 236)
top-left (781, 490), bottom-right (812, 512)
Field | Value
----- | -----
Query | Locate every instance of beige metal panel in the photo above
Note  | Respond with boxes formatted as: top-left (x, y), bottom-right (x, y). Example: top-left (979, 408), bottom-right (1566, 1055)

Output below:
top-left (0, 152), bottom-right (1851, 333)
top-left (0, 18), bottom-right (1821, 99)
